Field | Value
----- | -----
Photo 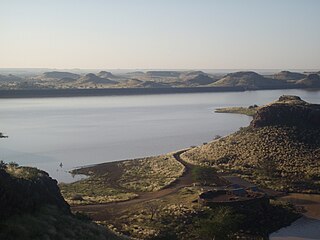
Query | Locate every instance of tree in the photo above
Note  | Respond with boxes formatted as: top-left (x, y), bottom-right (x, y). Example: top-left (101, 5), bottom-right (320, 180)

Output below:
top-left (145, 200), bottom-right (163, 221)
top-left (256, 157), bottom-right (277, 178)
top-left (192, 166), bottom-right (217, 185)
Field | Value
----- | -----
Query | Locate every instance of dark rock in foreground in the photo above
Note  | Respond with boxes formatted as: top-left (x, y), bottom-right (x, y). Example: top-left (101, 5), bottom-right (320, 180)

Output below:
top-left (251, 95), bottom-right (320, 128)
top-left (0, 166), bottom-right (69, 220)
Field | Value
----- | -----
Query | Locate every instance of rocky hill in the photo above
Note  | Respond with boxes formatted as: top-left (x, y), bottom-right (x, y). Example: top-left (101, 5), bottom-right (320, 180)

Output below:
top-left (272, 71), bottom-right (306, 81)
top-left (0, 165), bottom-right (69, 220)
top-left (251, 95), bottom-right (320, 128)
top-left (41, 71), bottom-right (80, 80)
top-left (181, 95), bottom-right (320, 193)
top-left (97, 71), bottom-right (117, 79)
top-left (0, 163), bottom-right (121, 240)
top-left (146, 71), bottom-right (180, 78)
top-left (0, 74), bottom-right (23, 82)
top-left (212, 71), bottom-right (285, 89)
top-left (181, 73), bottom-right (217, 86)
top-left (78, 73), bottom-right (118, 85)
top-left (296, 74), bottom-right (320, 87)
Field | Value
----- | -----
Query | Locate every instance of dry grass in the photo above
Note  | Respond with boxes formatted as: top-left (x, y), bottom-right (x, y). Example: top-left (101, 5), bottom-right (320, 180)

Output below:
top-left (215, 106), bottom-right (259, 116)
top-left (59, 176), bottom-right (138, 205)
top-left (60, 153), bottom-right (185, 205)
top-left (181, 126), bottom-right (320, 193)
top-left (117, 154), bottom-right (185, 192)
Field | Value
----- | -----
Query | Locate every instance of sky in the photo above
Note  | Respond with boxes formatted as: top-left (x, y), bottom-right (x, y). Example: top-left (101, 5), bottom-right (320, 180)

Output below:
top-left (1, 0), bottom-right (320, 70)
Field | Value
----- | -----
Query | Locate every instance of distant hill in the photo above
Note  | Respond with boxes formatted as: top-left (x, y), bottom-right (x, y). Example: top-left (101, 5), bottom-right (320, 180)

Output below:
top-left (182, 95), bottom-right (320, 193)
top-left (42, 71), bottom-right (80, 80)
top-left (146, 71), bottom-right (181, 77)
top-left (58, 77), bottom-right (78, 83)
top-left (296, 74), bottom-right (320, 87)
top-left (137, 80), bottom-right (171, 88)
top-left (116, 79), bottom-right (171, 88)
top-left (97, 71), bottom-right (117, 79)
top-left (0, 74), bottom-right (23, 82)
top-left (182, 73), bottom-right (217, 86)
top-left (126, 71), bottom-right (145, 75)
top-left (117, 79), bottom-right (143, 87)
top-left (212, 71), bottom-right (285, 89)
top-left (78, 73), bottom-right (118, 84)
top-left (179, 71), bottom-right (206, 78)
top-left (272, 71), bottom-right (306, 81)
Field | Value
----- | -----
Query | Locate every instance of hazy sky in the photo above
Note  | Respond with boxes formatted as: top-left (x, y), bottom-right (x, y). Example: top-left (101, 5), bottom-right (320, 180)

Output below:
top-left (1, 0), bottom-right (320, 69)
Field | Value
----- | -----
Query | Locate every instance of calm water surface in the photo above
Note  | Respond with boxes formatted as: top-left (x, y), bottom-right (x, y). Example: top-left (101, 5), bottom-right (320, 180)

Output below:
top-left (0, 89), bottom-right (319, 183)
top-left (270, 194), bottom-right (320, 240)
top-left (0, 89), bottom-right (320, 239)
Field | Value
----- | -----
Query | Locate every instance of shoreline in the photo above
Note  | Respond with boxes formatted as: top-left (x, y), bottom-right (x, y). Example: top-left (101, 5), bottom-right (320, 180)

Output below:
top-left (0, 85), bottom-right (314, 98)
top-left (0, 87), bottom-right (244, 98)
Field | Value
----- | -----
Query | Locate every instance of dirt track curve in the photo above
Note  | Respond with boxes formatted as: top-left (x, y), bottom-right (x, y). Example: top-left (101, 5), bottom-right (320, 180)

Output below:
top-left (71, 150), bottom-right (197, 219)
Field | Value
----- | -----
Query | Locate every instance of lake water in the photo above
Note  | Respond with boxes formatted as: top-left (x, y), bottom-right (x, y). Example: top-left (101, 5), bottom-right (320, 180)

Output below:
top-left (270, 194), bottom-right (320, 240)
top-left (0, 88), bottom-right (319, 239)
top-left (0, 89), bottom-right (319, 183)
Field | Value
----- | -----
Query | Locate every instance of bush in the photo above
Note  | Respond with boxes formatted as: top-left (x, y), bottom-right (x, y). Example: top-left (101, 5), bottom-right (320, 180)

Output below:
top-left (0, 160), bottom-right (7, 169)
top-left (192, 166), bottom-right (217, 185)
top-left (194, 207), bottom-right (244, 240)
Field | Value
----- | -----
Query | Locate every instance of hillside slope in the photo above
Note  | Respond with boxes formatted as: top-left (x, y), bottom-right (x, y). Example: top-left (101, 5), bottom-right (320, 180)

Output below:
top-left (212, 71), bottom-right (286, 89)
top-left (182, 96), bottom-right (320, 193)
top-left (296, 74), bottom-right (320, 87)
top-left (272, 71), bottom-right (306, 81)
top-left (0, 163), bottom-right (120, 240)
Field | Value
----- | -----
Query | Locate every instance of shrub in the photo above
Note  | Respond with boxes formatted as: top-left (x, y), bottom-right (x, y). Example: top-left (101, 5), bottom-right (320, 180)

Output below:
top-left (192, 166), bottom-right (217, 185)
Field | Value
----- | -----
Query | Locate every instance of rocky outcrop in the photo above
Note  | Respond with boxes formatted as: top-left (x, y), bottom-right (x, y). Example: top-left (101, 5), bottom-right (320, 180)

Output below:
top-left (0, 167), bottom-right (70, 220)
top-left (250, 95), bottom-right (320, 128)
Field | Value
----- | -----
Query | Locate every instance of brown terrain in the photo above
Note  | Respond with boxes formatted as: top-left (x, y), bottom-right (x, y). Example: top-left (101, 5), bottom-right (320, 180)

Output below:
top-left (71, 150), bottom-right (229, 220)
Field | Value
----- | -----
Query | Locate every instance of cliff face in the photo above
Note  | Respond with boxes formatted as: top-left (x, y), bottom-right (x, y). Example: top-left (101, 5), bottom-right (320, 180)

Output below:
top-left (250, 95), bottom-right (320, 128)
top-left (0, 167), bottom-right (70, 220)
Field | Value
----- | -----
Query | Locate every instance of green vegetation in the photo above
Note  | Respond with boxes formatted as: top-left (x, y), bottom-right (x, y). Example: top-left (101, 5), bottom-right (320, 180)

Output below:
top-left (0, 205), bottom-right (120, 240)
top-left (215, 105), bottom-right (259, 116)
top-left (60, 153), bottom-right (185, 205)
top-left (192, 166), bottom-right (218, 185)
top-left (100, 186), bottom-right (299, 240)
top-left (5, 163), bottom-right (48, 180)
top-left (118, 154), bottom-right (185, 191)
top-left (60, 176), bottom-right (138, 205)
top-left (0, 161), bottom-right (51, 181)
top-left (194, 207), bottom-right (244, 240)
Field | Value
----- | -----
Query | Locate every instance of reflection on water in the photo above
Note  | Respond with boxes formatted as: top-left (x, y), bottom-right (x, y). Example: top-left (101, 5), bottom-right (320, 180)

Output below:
top-left (0, 89), bottom-right (319, 183)
top-left (270, 194), bottom-right (320, 240)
